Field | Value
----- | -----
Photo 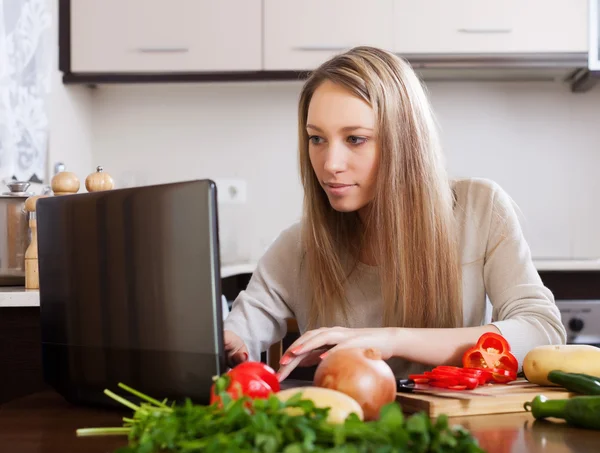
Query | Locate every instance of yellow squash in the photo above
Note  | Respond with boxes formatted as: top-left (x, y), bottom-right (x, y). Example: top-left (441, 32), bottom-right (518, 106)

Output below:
top-left (275, 386), bottom-right (364, 424)
top-left (523, 345), bottom-right (600, 386)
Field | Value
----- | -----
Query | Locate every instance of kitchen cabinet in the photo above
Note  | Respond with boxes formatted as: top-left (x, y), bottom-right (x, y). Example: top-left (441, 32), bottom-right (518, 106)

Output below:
top-left (393, 0), bottom-right (588, 55)
top-left (68, 0), bottom-right (262, 73)
top-left (262, 0), bottom-right (394, 71)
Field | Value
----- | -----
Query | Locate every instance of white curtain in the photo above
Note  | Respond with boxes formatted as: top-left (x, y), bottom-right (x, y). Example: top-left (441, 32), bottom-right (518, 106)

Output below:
top-left (0, 0), bottom-right (51, 184)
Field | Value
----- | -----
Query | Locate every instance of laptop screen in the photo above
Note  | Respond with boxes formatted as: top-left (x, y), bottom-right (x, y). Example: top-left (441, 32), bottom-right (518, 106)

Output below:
top-left (36, 179), bottom-right (226, 405)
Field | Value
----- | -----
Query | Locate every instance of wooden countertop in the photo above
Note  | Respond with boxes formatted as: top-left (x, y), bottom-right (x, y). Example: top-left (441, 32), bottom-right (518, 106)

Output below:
top-left (1, 391), bottom-right (599, 453)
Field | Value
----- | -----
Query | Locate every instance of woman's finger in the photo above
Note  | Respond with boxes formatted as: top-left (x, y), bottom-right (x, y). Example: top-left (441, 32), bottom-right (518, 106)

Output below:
top-left (289, 328), bottom-right (350, 357)
top-left (280, 331), bottom-right (334, 365)
top-left (297, 348), bottom-right (330, 367)
top-left (283, 328), bottom-right (326, 357)
top-left (276, 353), bottom-right (307, 381)
top-left (319, 337), bottom-right (368, 360)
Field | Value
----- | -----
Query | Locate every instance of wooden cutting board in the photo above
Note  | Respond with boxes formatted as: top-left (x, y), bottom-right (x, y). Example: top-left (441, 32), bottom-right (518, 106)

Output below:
top-left (396, 379), bottom-right (575, 418)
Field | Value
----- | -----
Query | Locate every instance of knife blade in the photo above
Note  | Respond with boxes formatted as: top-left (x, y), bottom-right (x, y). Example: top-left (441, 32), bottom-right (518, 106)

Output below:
top-left (396, 379), bottom-right (497, 398)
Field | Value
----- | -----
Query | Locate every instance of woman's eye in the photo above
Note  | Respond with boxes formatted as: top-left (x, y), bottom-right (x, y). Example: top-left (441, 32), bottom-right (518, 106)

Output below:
top-left (309, 136), bottom-right (324, 145)
top-left (347, 136), bottom-right (367, 145)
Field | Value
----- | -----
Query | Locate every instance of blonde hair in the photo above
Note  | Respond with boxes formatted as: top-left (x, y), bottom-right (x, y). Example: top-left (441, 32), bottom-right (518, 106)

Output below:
top-left (298, 46), bottom-right (463, 330)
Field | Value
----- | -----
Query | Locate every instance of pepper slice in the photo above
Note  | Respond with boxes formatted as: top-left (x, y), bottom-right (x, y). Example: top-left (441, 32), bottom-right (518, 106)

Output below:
top-left (490, 367), bottom-right (518, 384)
top-left (462, 332), bottom-right (519, 374)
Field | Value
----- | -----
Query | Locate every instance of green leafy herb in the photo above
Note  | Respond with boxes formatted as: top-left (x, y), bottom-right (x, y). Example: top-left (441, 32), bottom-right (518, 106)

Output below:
top-left (77, 381), bottom-right (486, 452)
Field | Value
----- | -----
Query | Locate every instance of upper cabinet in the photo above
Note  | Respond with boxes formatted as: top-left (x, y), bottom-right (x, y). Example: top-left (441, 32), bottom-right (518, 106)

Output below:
top-left (262, 0), bottom-right (394, 70)
top-left (68, 0), bottom-right (262, 73)
top-left (393, 0), bottom-right (588, 55)
top-left (61, 0), bottom-right (594, 88)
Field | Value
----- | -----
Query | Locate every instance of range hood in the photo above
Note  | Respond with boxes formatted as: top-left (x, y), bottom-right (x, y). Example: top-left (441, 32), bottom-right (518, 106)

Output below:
top-left (404, 52), bottom-right (595, 92)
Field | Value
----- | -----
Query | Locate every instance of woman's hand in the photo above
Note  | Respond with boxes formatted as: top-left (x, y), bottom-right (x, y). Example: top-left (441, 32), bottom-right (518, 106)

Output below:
top-left (277, 327), bottom-right (400, 381)
top-left (224, 329), bottom-right (249, 367)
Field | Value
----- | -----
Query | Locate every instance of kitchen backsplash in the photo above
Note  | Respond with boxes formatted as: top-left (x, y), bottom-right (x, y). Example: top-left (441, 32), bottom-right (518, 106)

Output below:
top-left (51, 80), bottom-right (596, 266)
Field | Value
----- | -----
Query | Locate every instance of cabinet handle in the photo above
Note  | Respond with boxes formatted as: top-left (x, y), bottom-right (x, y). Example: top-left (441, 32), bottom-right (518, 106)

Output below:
top-left (457, 28), bottom-right (512, 34)
top-left (292, 45), bottom-right (350, 52)
top-left (135, 47), bottom-right (190, 53)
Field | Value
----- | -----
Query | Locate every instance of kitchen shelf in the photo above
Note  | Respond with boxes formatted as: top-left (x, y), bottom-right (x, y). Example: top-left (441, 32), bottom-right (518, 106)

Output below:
top-left (0, 288), bottom-right (41, 308)
top-left (533, 259), bottom-right (600, 271)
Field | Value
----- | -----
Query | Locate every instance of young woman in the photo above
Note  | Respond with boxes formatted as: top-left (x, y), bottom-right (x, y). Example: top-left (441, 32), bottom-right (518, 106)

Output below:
top-left (223, 46), bottom-right (566, 382)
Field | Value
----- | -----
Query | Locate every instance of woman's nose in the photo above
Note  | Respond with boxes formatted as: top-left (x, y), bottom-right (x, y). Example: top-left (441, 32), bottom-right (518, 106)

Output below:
top-left (323, 143), bottom-right (347, 174)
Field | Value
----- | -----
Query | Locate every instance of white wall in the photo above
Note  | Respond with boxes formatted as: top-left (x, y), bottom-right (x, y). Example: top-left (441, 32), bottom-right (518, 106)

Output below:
top-left (47, 0), bottom-right (93, 187)
top-left (50, 78), bottom-right (600, 266)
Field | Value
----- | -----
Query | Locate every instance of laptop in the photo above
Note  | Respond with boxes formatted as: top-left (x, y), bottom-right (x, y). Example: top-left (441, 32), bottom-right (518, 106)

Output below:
top-left (36, 179), bottom-right (227, 407)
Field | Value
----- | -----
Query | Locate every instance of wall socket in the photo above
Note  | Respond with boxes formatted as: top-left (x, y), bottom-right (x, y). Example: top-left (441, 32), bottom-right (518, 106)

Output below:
top-left (213, 179), bottom-right (247, 204)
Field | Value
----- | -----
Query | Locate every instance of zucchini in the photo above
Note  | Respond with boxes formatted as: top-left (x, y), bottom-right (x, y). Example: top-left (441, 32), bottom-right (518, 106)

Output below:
top-left (525, 395), bottom-right (600, 430)
top-left (548, 370), bottom-right (600, 396)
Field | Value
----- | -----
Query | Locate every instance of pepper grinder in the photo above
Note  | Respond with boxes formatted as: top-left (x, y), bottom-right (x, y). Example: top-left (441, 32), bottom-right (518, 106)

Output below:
top-left (24, 170), bottom-right (80, 289)
top-left (24, 195), bottom-right (47, 290)
top-left (85, 166), bottom-right (114, 192)
top-left (51, 170), bottom-right (80, 196)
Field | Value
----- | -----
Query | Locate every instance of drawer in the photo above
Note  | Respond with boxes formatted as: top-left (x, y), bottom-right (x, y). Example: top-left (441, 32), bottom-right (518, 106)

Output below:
top-left (263, 0), bottom-right (394, 70)
top-left (70, 0), bottom-right (262, 73)
top-left (393, 0), bottom-right (588, 54)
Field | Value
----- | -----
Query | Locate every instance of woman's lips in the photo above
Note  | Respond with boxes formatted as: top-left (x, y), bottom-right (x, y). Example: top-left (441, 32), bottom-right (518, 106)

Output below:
top-left (324, 183), bottom-right (356, 196)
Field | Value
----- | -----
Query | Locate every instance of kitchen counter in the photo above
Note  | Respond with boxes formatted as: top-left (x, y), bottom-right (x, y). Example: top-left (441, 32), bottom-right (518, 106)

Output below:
top-left (0, 287), bottom-right (40, 307)
top-left (0, 390), bottom-right (598, 453)
top-left (0, 263), bottom-right (258, 309)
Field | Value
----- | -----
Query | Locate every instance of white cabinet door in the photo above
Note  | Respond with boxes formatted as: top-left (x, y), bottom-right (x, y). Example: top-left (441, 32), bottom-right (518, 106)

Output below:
top-left (71, 0), bottom-right (262, 73)
top-left (263, 0), bottom-right (394, 70)
top-left (393, 0), bottom-right (588, 54)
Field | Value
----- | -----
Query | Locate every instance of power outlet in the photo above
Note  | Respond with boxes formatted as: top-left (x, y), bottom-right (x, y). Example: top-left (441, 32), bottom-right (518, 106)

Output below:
top-left (213, 179), bottom-right (247, 204)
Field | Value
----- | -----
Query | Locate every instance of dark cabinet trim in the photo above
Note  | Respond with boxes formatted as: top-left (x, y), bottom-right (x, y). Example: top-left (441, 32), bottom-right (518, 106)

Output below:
top-left (62, 71), bottom-right (311, 85)
top-left (58, 0), bottom-right (70, 73)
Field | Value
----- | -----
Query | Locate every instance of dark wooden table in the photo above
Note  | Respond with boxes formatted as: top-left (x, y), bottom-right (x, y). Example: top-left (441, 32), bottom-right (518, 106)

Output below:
top-left (0, 391), bottom-right (599, 453)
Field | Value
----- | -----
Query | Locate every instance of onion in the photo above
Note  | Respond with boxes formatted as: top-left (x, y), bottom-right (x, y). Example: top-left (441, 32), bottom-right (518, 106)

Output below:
top-left (313, 348), bottom-right (397, 421)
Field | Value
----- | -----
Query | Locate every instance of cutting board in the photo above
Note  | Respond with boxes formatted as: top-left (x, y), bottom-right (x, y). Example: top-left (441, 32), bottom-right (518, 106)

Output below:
top-left (396, 379), bottom-right (574, 418)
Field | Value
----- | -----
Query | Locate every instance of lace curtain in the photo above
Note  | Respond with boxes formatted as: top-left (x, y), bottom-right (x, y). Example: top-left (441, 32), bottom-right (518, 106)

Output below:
top-left (0, 0), bottom-right (51, 184)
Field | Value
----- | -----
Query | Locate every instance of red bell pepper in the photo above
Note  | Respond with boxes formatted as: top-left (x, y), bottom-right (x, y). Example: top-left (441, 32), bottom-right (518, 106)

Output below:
top-left (209, 361), bottom-right (278, 406)
top-left (462, 332), bottom-right (518, 374)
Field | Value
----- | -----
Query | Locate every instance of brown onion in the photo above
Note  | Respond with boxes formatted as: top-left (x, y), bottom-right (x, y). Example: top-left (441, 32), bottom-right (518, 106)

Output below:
top-left (313, 347), bottom-right (397, 421)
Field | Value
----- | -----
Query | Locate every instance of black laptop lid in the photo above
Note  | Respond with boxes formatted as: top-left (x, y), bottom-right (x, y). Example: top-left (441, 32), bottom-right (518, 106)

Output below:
top-left (36, 179), bottom-right (226, 406)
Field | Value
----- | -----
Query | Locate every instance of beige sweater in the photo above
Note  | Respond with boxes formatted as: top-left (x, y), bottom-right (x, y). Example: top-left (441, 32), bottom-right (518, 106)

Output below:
top-left (224, 178), bottom-right (567, 377)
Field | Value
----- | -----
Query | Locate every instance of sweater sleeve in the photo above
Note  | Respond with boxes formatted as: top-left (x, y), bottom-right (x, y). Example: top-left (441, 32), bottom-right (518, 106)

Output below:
top-left (223, 223), bottom-right (301, 362)
top-left (484, 183), bottom-right (567, 370)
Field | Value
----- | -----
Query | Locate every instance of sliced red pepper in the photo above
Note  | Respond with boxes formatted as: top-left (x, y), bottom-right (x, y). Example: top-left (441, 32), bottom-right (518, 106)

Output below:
top-left (489, 367), bottom-right (518, 384)
top-left (420, 368), bottom-right (480, 390)
top-left (463, 367), bottom-right (494, 385)
top-left (408, 374), bottom-right (430, 383)
top-left (462, 332), bottom-right (519, 374)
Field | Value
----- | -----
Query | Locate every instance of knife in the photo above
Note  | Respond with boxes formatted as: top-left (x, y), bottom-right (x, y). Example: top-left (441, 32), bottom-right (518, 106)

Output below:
top-left (396, 379), bottom-right (497, 398)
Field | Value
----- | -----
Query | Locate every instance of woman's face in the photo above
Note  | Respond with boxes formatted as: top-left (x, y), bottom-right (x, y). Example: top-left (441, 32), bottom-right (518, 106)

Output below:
top-left (307, 80), bottom-right (380, 216)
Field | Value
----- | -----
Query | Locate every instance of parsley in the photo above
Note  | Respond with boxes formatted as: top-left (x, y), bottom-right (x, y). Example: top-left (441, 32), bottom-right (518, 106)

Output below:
top-left (77, 380), bottom-right (486, 453)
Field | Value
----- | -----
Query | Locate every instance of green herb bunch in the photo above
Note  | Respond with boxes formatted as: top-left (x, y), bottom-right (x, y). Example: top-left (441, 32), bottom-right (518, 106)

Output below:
top-left (77, 378), bottom-right (486, 453)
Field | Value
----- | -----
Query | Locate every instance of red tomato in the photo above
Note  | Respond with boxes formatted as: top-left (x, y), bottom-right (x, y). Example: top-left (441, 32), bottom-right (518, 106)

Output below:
top-left (209, 361), bottom-right (278, 406)
top-left (229, 361), bottom-right (280, 393)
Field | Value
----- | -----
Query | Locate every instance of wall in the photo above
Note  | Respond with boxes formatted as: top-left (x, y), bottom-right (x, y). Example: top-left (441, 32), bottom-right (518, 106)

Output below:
top-left (47, 0), bottom-right (94, 187)
top-left (75, 80), bottom-right (600, 266)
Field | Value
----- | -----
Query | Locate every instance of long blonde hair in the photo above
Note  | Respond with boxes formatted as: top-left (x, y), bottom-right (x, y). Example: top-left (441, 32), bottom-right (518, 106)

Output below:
top-left (298, 46), bottom-right (463, 330)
